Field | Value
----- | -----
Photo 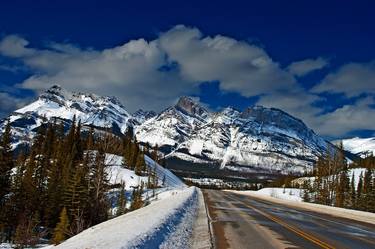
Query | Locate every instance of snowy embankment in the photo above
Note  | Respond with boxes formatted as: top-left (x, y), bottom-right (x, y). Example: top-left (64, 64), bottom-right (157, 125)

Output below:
top-left (230, 189), bottom-right (375, 225)
top-left (49, 187), bottom-right (198, 249)
top-left (235, 188), bottom-right (303, 202)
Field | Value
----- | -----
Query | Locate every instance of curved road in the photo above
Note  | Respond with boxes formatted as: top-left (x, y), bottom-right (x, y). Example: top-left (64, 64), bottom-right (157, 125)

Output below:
top-left (202, 189), bottom-right (375, 249)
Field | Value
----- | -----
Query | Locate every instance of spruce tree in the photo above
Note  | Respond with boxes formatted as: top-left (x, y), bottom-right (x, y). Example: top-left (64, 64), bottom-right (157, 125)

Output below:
top-left (0, 121), bottom-right (13, 204)
top-left (116, 181), bottom-right (127, 216)
top-left (52, 207), bottom-right (70, 245)
top-left (89, 148), bottom-right (109, 225)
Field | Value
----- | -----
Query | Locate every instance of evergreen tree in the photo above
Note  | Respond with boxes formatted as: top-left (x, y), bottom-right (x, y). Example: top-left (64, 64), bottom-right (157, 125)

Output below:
top-left (350, 172), bottom-right (356, 208)
top-left (52, 207), bottom-right (69, 245)
top-left (357, 172), bottom-right (364, 209)
top-left (134, 151), bottom-right (145, 176)
top-left (130, 183), bottom-right (144, 211)
top-left (0, 121), bottom-right (13, 204)
top-left (89, 148), bottom-right (109, 225)
top-left (116, 181), bottom-right (127, 216)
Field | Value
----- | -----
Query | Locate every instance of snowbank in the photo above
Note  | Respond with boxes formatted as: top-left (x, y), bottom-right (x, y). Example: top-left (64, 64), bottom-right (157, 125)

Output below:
top-left (234, 188), bottom-right (303, 202)
top-left (50, 187), bottom-right (198, 249)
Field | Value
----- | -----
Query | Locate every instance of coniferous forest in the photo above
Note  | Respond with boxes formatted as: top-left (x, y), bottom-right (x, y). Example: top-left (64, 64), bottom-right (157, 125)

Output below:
top-left (300, 143), bottom-right (375, 213)
top-left (0, 119), bottom-right (161, 248)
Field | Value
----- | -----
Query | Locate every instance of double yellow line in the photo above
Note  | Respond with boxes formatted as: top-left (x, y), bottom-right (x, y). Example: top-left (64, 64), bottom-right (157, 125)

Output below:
top-left (226, 194), bottom-right (335, 249)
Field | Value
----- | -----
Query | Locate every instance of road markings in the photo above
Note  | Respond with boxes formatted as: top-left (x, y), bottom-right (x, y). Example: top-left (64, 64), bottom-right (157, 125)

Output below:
top-left (226, 194), bottom-right (336, 249)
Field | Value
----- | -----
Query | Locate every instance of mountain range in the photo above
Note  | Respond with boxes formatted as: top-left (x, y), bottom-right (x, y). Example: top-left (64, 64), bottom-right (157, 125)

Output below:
top-left (1, 85), bottom-right (365, 182)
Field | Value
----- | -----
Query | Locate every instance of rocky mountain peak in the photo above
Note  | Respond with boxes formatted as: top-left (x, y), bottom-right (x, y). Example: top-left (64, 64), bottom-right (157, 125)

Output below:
top-left (132, 109), bottom-right (157, 124)
top-left (175, 96), bottom-right (210, 121)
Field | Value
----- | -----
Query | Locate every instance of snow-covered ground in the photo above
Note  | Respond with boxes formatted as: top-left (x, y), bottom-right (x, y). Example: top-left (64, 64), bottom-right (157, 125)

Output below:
top-left (339, 137), bottom-right (375, 158)
top-left (104, 153), bottom-right (185, 189)
top-left (233, 188), bottom-right (303, 202)
top-left (291, 168), bottom-right (370, 189)
top-left (45, 187), bottom-right (198, 249)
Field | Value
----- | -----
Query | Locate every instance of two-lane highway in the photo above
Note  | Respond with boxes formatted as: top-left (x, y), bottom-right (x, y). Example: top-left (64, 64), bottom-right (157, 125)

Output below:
top-left (203, 189), bottom-right (375, 249)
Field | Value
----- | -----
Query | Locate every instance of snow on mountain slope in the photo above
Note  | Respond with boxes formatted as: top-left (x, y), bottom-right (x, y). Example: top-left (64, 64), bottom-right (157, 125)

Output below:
top-left (135, 97), bottom-right (211, 150)
top-left (340, 137), bottom-right (375, 158)
top-left (0, 85), bottom-right (137, 148)
top-left (17, 85), bottom-right (133, 132)
top-left (1, 86), bottom-right (331, 176)
top-left (132, 109), bottom-right (156, 124)
top-left (137, 97), bottom-right (329, 175)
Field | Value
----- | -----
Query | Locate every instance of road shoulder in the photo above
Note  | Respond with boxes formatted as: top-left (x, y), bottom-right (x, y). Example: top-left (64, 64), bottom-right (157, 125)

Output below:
top-left (228, 190), bottom-right (375, 225)
top-left (190, 188), bottom-right (213, 249)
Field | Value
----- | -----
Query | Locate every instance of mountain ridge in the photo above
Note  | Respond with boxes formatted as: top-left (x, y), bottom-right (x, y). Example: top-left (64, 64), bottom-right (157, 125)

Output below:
top-left (0, 85), bottom-right (339, 179)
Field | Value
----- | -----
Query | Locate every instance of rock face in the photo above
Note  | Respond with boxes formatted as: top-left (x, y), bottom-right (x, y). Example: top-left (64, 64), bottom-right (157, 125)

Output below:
top-left (1, 86), bottom-right (330, 179)
top-left (135, 97), bottom-right (329, 177)
top-left (132, 109), bottom-right (157, 124)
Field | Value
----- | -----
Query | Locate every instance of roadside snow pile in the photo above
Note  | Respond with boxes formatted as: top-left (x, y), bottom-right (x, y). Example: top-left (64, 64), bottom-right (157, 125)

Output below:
top-left (236, 188), bottom-right (303, 202)
top-left (51, 187), bottom-right (198, 249)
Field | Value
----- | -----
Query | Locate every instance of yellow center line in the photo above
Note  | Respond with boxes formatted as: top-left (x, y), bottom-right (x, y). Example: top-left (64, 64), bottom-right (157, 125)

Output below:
top-left (226, 194), bottom-right (336, 249)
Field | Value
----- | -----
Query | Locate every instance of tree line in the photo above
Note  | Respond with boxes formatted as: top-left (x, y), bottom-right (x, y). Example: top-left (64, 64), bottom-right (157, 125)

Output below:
top-left (302, 142), bottom-right (375, 213)
top-left (0, 119), bottom-right (161, 248)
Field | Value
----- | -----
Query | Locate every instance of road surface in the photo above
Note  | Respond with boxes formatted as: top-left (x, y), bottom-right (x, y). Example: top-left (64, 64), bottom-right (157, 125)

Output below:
top-left (202, 189), bottom-right (375, 249)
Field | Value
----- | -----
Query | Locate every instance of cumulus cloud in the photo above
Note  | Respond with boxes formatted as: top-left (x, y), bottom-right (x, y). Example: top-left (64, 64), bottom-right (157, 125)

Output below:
top-left (0, 26), bottom-right (374, 138)
top-left (0, 25), bottom-right (296, 112)
top-left (159, 26), bottom-right (295, 96)
top-left (257, 90), bottom-right (322, 123)
top-left (0, 35), bottom-right (35, 57)
top-left (313, 61), bottom-right (375, 97)
top-left (288, 57), bottom-right (329, 76)
top-left (310, 97), bottom-right (375, 136)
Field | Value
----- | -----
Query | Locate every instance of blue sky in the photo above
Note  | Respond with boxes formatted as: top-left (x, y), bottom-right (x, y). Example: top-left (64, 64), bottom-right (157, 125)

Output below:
top-left (0, 0), bottom-right (374, 139)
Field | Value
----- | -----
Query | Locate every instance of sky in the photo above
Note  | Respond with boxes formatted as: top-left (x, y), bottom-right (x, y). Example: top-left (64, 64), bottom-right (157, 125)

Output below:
top-left (0, 0), bottom-right (374, 139)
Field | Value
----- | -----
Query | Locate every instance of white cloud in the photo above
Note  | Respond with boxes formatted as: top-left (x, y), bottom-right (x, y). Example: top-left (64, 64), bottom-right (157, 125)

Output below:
top-left (0, 92), bottom-right (33, 118)
top-left (288, 57), bottom-right (329, 76)
top-left (0, 35), bottom-right (35, 57)
top-left (257, 90), bottom-right (322, 123)
top-left (0, 25), bottom-right (296, 112)
top-left (313, 61), bottom-right (375, 97)
top-left (311, 97), bottom-right (375, 136)
top-left (159, 25), bottom-right (295, 96)
top-left (257, 91), bottom-right (375, 137)
top-left (0, 26), bottom-right (374, 138)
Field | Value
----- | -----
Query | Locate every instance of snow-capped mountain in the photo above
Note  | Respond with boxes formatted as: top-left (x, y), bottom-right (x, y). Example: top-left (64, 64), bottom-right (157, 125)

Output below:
top-left (132, 109), bottom-right (157, 124)
top-left (136, 97), bottom-right (329, 176)
top-left (0, 85), bottom-right (137, 148)
top-left (1, 86), bottom-right (331, 178)
top-left (135, 96), bottom-right (211, 151)
top-left (339, 137), bottom-right (375, 158)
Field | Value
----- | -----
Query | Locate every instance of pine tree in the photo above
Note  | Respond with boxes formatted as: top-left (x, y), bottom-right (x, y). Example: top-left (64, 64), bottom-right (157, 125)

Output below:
top-left (134, 151), bottom-right (145, 176)
top-left (52, 207), bottom-right (69, 245)
top-left (116, 181), bottom-right (127, 216)
top-left (89, 147), bottom-right (109, 225)
top-left (357, 172), bottom-right (364, 209)
top-left (130, 183), bottom-right (144, 211)
top-left (0, 121), bottom-right (13, 204)
top-left (302, 180), bottom-right (310, 202)
top-left (350, 172), bottom-right (356, 208)
top-left (362, 169), bottom-right (373, 211)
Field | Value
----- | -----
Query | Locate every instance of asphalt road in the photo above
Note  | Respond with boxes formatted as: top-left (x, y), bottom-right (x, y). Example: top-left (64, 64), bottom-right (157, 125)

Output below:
top-left (202, 189), bottom-right (375, 249)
